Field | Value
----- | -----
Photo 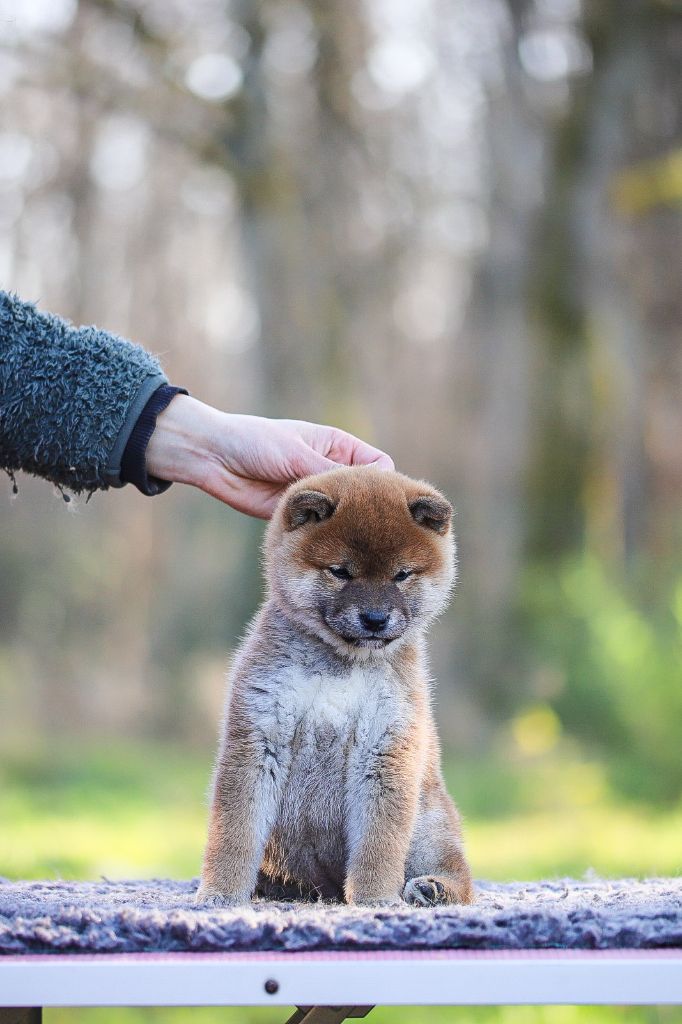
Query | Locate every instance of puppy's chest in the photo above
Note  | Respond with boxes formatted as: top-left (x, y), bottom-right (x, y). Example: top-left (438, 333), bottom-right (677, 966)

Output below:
top-left (252, 664), bottom-right (406, 755)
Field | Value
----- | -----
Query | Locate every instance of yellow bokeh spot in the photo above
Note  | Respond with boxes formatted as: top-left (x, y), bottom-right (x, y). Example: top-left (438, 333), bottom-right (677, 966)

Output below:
top-left (612, 147), bottom-right (682, 216)
top-left (511, 704), bottom-right (561, 757)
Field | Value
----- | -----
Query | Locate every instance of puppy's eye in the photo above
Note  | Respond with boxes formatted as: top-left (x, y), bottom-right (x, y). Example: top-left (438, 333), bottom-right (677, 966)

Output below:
top-left (393, 569), bottom-right (413, 582)
top-left (328, 565), bottom-right (353, 581)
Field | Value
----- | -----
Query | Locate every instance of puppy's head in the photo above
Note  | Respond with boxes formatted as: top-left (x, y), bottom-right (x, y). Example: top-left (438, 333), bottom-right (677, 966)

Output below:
top-left (265, 467), bottom-right (455, 657)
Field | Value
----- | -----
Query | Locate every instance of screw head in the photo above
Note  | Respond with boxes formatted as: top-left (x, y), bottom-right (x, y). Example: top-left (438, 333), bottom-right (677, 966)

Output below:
top-left (264, 978), bottom-right (279, 995)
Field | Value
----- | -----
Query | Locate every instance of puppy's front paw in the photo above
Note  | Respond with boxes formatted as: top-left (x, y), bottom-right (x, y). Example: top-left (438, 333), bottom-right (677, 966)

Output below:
top-left (345, 879), bottom-right (403, 907)
top-left (194, 882), bottom-right (251, 908)
top-left (403, 876), bottom-right (446, 907)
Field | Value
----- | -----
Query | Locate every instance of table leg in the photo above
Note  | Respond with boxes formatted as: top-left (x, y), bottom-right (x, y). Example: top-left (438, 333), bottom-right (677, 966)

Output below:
top-left (286, 1008), bottom-right (373, 1024)
top-left (0, 1011), bottom-right (42, 1024)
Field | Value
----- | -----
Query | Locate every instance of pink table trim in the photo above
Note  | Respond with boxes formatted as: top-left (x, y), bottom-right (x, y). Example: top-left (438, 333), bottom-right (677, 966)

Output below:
top-left (3, 947), bottom-right (681, 963)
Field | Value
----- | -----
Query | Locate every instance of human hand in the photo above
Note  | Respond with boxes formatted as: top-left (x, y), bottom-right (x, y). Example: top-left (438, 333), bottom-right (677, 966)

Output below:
top-left (145, 395), bottom-right (394, 518)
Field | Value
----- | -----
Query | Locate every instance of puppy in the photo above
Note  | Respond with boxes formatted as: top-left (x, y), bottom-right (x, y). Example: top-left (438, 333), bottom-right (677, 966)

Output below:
top-left (197, 467), bottom-right (474, 907)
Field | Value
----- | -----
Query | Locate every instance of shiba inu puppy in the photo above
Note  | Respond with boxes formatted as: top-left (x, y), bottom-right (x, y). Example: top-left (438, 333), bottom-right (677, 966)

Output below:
top-left (197, 467), bottom-right (474, 907)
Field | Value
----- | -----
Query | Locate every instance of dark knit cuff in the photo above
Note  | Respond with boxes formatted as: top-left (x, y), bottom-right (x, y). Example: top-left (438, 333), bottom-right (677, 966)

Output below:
top-left (120, 384), bottom-right (188, 496)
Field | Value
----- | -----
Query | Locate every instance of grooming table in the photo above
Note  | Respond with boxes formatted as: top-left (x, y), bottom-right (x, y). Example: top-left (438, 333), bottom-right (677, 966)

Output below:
top-left (1, 878), bottom-right (681, 1022)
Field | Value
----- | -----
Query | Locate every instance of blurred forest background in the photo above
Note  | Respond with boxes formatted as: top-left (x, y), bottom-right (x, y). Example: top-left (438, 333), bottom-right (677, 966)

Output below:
top-left (1, 0), bottom-right (682, 927)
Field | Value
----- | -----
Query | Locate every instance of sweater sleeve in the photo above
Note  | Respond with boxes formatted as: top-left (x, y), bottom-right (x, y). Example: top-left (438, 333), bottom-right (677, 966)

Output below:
top-left (0, 290), bottom-right (168, 494)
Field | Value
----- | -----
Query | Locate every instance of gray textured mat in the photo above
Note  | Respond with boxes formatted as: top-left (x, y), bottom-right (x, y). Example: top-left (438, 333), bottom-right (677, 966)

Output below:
top-left (1, 877), bottom-right (681, 954)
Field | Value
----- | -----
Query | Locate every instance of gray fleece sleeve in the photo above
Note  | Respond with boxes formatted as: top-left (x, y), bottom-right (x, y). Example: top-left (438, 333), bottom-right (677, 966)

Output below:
top-left (0, 290), bottom-right (168, 494)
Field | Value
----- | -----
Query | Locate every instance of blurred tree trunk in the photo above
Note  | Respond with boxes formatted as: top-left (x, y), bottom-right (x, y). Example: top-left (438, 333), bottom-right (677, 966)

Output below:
top-left (528, 0), bottom-right (681, 567)
top-left (230, 0), bottom-right (368, 426)
top-left (447, 0), bottom-right (537, 719)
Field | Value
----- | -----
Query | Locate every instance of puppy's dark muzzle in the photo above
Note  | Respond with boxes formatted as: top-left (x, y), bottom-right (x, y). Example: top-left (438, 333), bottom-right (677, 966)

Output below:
top-left (322, 610), bottom-right (406, 647)
top-left (359, 610), bottom-right (390, 633)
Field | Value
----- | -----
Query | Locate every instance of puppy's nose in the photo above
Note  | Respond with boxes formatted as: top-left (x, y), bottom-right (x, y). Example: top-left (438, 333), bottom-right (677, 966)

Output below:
top-left (360, 610), bottom-right (390, 633)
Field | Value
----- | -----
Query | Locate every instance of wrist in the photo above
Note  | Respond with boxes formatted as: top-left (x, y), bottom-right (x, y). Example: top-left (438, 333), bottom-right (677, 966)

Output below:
top-left (145, 394), bottom-right (221, 488)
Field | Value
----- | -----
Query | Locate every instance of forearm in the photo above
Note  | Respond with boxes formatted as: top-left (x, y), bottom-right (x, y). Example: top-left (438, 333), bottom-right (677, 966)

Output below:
top-left (0, 290), bottom-right (167, 494)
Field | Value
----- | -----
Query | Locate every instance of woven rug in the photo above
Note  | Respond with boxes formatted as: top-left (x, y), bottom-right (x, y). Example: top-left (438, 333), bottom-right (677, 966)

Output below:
top-left (1, 877), bottom-right (681, 955)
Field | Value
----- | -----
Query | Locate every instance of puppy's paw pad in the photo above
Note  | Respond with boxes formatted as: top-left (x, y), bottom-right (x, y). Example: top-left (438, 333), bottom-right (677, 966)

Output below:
top-left (403, 876), bottom-right (446, 907)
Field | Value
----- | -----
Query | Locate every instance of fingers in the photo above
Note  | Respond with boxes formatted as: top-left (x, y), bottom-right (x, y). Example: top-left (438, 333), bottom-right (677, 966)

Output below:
top-left (357, 448), bottom-right (394, 470)
top-left (316, 427), bottom-right (395, 472)
top-left (289, 446), bottom-right (340, 478)
top-left (289, 438), bottom-right (394, 482)
top-left (346, 440), bottom-right (395, 471)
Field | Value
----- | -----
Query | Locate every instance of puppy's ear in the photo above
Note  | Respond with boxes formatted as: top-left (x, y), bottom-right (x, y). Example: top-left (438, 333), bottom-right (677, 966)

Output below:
top-left (286, 490), bottom-right (336, 530)
top-left (409, 495), bottom-right (452, 535)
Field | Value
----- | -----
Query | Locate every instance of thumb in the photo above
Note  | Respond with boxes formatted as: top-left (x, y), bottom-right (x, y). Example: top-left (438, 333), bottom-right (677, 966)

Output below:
top-left (289, 442), bottom-right (340, 479)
